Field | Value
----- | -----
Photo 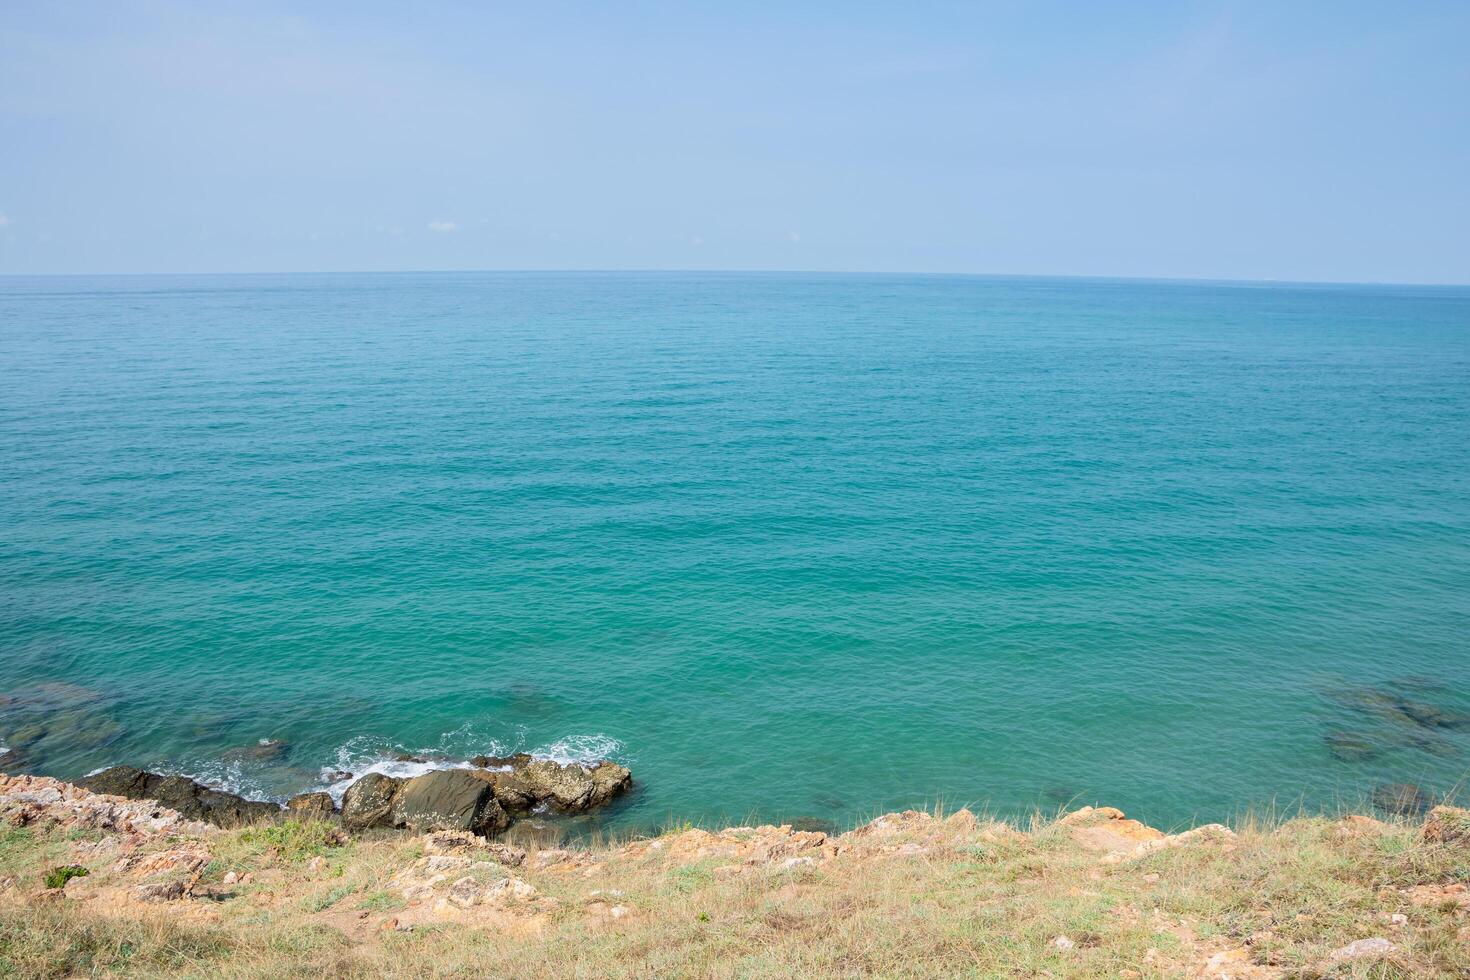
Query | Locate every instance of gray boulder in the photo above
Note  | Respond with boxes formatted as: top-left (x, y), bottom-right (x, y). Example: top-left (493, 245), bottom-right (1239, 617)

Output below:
top-left (388, 769), bottom-right (510, 835)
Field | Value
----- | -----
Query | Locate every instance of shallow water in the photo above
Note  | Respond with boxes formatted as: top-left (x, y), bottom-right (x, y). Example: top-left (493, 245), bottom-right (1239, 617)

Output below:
top-left (2, 272), bottom-right (1468, 830)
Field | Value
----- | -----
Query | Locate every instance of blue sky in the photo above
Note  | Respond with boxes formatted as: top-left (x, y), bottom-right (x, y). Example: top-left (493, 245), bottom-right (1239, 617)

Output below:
top-left (2, 1), bottom-right (1467, 282)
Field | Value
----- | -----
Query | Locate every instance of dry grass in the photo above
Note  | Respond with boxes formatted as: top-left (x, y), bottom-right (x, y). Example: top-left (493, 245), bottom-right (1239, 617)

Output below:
top-left (2, 805), bottom-right (1468, 978)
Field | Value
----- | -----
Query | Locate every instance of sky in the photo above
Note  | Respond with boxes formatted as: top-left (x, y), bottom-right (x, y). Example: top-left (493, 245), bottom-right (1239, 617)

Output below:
top-left (1, 1), bottom-right (1467, 282)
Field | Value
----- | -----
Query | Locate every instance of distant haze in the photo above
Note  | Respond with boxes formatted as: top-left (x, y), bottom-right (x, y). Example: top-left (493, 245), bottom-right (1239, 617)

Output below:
top-left (2, 1), bottom-right (1467, 283)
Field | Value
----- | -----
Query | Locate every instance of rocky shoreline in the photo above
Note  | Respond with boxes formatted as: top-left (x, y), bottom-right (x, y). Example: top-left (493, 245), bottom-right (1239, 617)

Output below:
top-left (74, 752), bottom-right (633, 837)
top-left (5, 770), bottom-right (1470, 976)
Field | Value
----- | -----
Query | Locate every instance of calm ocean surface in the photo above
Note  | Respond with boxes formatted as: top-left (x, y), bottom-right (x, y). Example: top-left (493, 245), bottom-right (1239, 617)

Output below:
top-left (2, 272), bottom-right (1468, 831)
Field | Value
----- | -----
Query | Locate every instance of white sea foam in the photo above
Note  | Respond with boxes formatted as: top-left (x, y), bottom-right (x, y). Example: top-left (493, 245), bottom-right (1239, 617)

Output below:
top-left (532, 733), bottom-right (624, 766)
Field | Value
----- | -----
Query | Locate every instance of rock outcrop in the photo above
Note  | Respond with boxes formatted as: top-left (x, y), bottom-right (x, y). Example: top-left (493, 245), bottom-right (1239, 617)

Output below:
top-left (286, 792), bottom-right (336, 820)
top-left (78, 767), bottom-right (281, 829)
top-left (470, 756), bottom-right (632, 814)
top-left (0, 773), bottom-right (213, 837)
top-left (338, 756), bottom-right (631, 835)
top-left (60, 751), bottom-right (632, 839)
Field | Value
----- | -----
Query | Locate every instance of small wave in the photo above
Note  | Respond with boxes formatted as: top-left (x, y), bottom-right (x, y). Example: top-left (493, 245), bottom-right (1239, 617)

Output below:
top-left (532, 734), bottom-right (624, 766)
top-left (168, 759), bottom-right (277, 803)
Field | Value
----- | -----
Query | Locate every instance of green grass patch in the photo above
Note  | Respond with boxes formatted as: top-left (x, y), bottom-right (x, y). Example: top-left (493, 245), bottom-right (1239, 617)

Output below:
top-left (42, 865), bottom-right (88, 890)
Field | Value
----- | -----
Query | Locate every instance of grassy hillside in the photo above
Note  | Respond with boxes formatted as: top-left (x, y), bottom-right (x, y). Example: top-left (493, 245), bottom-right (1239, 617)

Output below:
top-left (2, 775), bottom-right (1469, 978)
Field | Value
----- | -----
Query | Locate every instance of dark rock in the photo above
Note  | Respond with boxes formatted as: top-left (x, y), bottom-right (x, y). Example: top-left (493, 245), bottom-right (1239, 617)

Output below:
top-left (1397, 701), bottom-right (1470, 731)
top-left (1329, 685), bottom-right (1470, 731)
top-left (1373, 783), bottom-right (1433, 818)
top-left (1402, 731), bottom-right (1459, 757)
top-left (77, 765), bottom-right (158, 798)
top-left (1325, 731), bottom-right (1380, 763)
top-left (77, 766), bottom-right (280, 828)
top-left (388, 769), bottom-right (510, 835)
top-left (324, 770), bottom-right (354, 784)
top-left (392, 753), bottom-right (427, 763)
top-left (223, 739), bottom-right (291, 764)
top-left (157, 776), bottom-right (281, 829)
top-left (341, 773), bottom-right (403, 831)
top-left (286, 792), bottom-right (336, 820)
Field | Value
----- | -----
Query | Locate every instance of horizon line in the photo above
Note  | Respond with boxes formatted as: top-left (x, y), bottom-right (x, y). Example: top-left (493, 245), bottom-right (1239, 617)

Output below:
top-left (2, 267), bottom-right (1468, 290)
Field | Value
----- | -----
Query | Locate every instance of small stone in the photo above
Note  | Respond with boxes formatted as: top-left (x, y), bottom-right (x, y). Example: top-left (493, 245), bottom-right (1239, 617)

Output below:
top-left (1051, 936), bottom-right (1076, 950)
top-left (781, 856), bottom-right (815, 869)
top-left (446, 876), bottom-right (484, 908)
top-left (424, 854), bottom-right (473, 873)
top-left (222, 871), bottom-right (239, 885)
top-left (1390, 913), bottom-right (1408, 926)
top-left (1205, 948), bottom-right (1249, 970)
top-left (1329, 937), bottom-right (1396, 960)
top-left (133, 880), bottom-right (187, 902)
top-left (486, 876), bottom-right (536, 902)
top-left (306, 856), bottom-right (327, 874)
top-left (609, 904), bottom-right (629, 919)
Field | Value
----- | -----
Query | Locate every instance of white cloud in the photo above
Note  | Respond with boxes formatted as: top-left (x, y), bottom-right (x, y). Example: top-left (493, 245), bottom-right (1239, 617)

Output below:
top-left (427, 220), bottom-right (457, 232)
top-left (788, 230), bottom-right (800, 243)
top-left (0, 214), bottom-right (10, 227)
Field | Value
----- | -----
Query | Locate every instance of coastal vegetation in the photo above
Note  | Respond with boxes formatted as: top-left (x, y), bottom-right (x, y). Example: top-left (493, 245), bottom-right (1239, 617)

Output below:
top-left (3, 774), bottom-right (1470, 977)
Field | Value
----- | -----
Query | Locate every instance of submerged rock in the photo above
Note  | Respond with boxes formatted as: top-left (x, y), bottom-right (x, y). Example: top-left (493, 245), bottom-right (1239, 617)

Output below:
top-left (1328, 685), bottom-right (1470, 732)
top-left (77, 766), bottom-right (280, 828)
top-left (1325, 731), bottom-right (1380, 762)
top-left (223, 739), bottom-right (291, 764)
top-left (1372, 782), bottom-right (1433, 818)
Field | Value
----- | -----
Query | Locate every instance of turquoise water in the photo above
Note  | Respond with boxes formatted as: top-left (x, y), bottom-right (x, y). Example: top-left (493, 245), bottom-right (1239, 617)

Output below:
top-left (2, 272), bottom-right (1468, 831)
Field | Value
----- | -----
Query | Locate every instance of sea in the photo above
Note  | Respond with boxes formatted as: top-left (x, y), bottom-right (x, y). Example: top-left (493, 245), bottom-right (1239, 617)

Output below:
top-left (2, 271), bottom-right (1467, 832)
